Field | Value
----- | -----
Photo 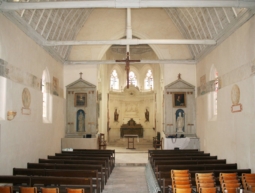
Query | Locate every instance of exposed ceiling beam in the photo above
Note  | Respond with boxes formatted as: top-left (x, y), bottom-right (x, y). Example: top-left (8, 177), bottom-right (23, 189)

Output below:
top-left (44, 39), bottom-right (216, 46)
top-left (1, 0), bottom-right (255, 10)
top-left (65, 60), bottom-right (197, 65)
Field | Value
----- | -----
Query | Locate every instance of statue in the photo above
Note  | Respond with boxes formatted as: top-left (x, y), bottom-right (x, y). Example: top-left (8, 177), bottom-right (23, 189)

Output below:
top-left (114, 109), bottom-right (119, 122)
top-left (176, 112), bottom-right (184, 133)
top-left (78, 111), bottom-right (84, 131)
top-left (145, 109), bottom-right (149, 122)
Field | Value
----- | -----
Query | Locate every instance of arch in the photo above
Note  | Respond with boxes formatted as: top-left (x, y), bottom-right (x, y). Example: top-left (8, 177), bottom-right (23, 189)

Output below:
top-left (42, 67), bottom-right (52, 123)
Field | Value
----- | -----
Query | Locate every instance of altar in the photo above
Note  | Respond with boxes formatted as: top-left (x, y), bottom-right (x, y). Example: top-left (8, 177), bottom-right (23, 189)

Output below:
top-left (120, 118), bottom-right (143, 138)
top-left (163, 137), bottom-right (200, 149)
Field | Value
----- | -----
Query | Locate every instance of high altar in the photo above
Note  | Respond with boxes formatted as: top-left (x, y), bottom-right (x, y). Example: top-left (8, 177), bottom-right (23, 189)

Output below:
top-left (120, 118), bottom-right (143, 137)
top-left (108, 85), bottom-right (155, 142)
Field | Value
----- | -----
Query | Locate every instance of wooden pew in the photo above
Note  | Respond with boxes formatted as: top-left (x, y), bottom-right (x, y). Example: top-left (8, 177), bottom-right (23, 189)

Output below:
top-left (153, 159), bottom-right (227, 169)
top-left (157, 169), bottom-right (251, 193)
top-left (148, 149), bottom-right (199, 158)
top-left (150, 153), bottom-right (211, 158)
top-left (158, 169), bottom-right (252, 179)
top-left (27, 163), bottom-right (106, 185)
top-left (49, 155), bottom-right (114, 172)
top-left (30, 176), bottom-right (93, 193)
top-left (0, 176), bottom-right (30, 192)
top-left (67, 149), bottom-right (115, 160)
top-left (13, 168), bottom-right (102, 193)
top-left (57, 152), bottom-right (115, 170)
top-left (38, 159), bottom-right (110, 180)
top-left (150, 156), bottom-right (218, 165)
top-left (60, 150), bottom-right (115, 167)
top-left (155, 164), bottom-right (238, 173)
top-left (0, 176), bottom-right (93, 193)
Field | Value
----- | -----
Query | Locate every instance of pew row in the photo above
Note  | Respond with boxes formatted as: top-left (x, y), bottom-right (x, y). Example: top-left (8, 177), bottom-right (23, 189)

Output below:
top-left (0, 176), bottom-right (93, 193)
top-left (38, 159), bottom-right (110, 180)
top-left (13, 168), bottom-right (102, 193)
top-left (27, 163), bottom-right (106, 185)
top-left (49, 155), bottom-right (114, 172)
top-left (156, 167), bottom-right (251, 193)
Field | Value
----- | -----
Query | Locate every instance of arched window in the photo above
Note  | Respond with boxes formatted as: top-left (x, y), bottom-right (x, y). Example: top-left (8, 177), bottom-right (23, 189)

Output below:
top-left (209, 65), bottom-right (218, 120)
top-left (42, 68), bottom-right (52, 123)
top-left (110, 69), bottom-right (119, 89)
top-left (129, 71), bottom-right (137, 86)
top-left (144, 69), bottom-right (153, 90)
top-left (213, 71), bottom-right (219, 115)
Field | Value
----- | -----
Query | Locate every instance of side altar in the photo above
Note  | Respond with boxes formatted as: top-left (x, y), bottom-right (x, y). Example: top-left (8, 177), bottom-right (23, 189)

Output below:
top-left (120, 118), bottom-right (143, 138)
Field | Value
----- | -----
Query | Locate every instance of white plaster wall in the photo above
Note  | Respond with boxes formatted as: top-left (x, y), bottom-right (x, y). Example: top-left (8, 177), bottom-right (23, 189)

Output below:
top-left (164, 64), bottom-right (196, 87)
top-left (0, 14), bottom-right (65, 174)
top-left (196, 15), bottom-right (255, 171)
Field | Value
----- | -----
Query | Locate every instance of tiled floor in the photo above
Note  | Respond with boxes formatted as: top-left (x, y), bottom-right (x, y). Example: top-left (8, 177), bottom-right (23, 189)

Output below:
top-left (102, 144), bottom-right (152, 193)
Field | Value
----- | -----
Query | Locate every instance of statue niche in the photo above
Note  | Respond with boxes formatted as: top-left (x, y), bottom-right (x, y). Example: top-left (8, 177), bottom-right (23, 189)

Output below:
top-left (77, 110), bottom-right (85, 132)
top-left (176, 109), bottom-right (185, 133)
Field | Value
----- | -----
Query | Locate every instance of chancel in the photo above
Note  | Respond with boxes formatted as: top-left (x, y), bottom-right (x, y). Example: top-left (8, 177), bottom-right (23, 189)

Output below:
top-left (1, 1), bottom-right (255, 193)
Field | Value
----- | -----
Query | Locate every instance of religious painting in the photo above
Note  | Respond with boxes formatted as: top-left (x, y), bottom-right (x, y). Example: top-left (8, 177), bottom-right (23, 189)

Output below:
top-left (74, 93), bottom-right (87, 107)
top-left (172, 92), bottom-right (186, 107)
top-left (52, 77), bottom-right (59, 96)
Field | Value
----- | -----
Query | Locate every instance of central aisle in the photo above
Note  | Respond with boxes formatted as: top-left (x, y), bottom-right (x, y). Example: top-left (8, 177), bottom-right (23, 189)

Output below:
top-left (102, 167), bottom-right (149, 193)
top-left (101, 143), bottom-right (153, 192)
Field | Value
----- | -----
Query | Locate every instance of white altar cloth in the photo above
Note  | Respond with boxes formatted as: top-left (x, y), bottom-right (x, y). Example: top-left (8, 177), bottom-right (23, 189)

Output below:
top-left (163, 137), bottom-right (199, 150)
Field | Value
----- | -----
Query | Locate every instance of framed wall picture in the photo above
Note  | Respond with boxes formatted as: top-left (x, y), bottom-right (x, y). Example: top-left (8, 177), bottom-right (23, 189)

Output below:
top-left (74, 93), bottom-right (87, 107)
top-left (172, 92), bottom-right (186, 107)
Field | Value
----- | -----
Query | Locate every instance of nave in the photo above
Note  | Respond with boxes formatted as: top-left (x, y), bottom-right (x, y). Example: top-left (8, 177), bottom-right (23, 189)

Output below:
top-left (1, 144), bottom-right (255, 193)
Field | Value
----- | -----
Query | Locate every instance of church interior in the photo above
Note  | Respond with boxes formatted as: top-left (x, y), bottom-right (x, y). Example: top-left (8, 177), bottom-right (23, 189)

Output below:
top-left (1, 1), bottom-right (255, 192)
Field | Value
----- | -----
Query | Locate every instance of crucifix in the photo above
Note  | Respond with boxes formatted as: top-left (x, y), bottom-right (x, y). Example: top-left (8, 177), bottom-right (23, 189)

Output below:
top-left (116, 52), bottom-right (140, 88)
